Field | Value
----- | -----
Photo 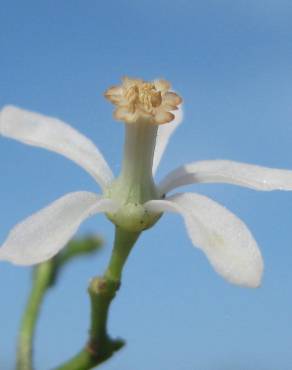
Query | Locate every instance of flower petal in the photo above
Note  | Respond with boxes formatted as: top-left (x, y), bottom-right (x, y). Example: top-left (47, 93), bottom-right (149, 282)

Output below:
top-left (145, 193), bottom-right (263, 288)
top-left (159, 160), bottom-right (292, 194)
top-left (0, 106), bottom-right (114, 190)
top-left (0, 192), bottom-right (118, 265)
top-left (152, 106), bottom-right (183, 175)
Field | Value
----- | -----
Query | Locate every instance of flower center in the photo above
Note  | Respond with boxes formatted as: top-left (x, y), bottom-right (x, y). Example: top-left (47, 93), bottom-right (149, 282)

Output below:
top-left (105, 76), bottom-right (182, 125)
top-left (125, 82), bottom-right (162, 114)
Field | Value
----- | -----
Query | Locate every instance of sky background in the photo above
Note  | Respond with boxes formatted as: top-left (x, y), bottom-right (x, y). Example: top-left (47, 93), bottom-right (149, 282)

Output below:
top-left (1, 1), bottom-right (292, 369)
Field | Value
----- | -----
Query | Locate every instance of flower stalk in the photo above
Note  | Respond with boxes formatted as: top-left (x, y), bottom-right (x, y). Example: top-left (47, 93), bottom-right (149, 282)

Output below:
top-left (55, 227), bottom-right (140, 370)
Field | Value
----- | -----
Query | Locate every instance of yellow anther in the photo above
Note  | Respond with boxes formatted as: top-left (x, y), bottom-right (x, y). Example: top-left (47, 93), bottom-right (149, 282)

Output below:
top-left (138, 83), bottom-right (162, 112)
top-left (125, 85), bottom-right (139, 104)
top-left (104, 76), bottom-right (182, 125)
top-left (150, 91), bottom-right (162, 108)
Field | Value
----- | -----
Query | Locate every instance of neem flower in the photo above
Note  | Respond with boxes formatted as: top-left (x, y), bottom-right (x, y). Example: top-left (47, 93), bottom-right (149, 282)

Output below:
top-left (1, 77), bottom-right (292, 288)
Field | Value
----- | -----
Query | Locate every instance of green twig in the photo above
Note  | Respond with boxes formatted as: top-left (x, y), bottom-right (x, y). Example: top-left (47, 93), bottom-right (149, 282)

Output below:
top-left (55, 227), bottom-right (140, 370)
top-left (16, 236), bottom-right (102, 370)
top-left (16, 261), bottom-right (54, 370)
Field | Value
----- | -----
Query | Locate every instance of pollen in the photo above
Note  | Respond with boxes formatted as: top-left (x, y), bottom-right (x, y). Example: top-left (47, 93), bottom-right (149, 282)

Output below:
top-left (104, 77), bottom-right (182, 125)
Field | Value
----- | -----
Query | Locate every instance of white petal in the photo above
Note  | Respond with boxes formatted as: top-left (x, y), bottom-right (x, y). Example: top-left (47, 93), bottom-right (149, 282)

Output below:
top-left (0, 106), bottom-right (114, 190)
top-left (152, 106), bottom-right (183, 175)
top-left (145, 193), bottom-right (263, 288)
top-left (159, 159), bottom-right (292, 194)
top-left (0, 192), bottom-right (118, 265)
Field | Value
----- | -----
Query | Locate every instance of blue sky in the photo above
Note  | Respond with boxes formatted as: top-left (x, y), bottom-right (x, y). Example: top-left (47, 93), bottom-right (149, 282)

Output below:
top-left (1, 1), bottom-right (292, 369)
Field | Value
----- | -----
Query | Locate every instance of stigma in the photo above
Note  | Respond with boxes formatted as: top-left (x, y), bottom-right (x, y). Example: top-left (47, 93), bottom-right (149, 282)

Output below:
top-left (104, 77), bottom-right (182, 125)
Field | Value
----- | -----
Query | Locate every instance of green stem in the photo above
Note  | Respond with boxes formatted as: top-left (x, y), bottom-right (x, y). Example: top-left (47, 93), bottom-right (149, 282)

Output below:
top-left (55, 227), bottom-right (140, 370)
top-left (16, 261), bottom-right (54, 370)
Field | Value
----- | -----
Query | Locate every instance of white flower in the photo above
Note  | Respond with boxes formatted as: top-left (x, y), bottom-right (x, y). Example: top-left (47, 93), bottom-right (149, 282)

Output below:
top-left (1, 77), bottom-right (292, 288)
